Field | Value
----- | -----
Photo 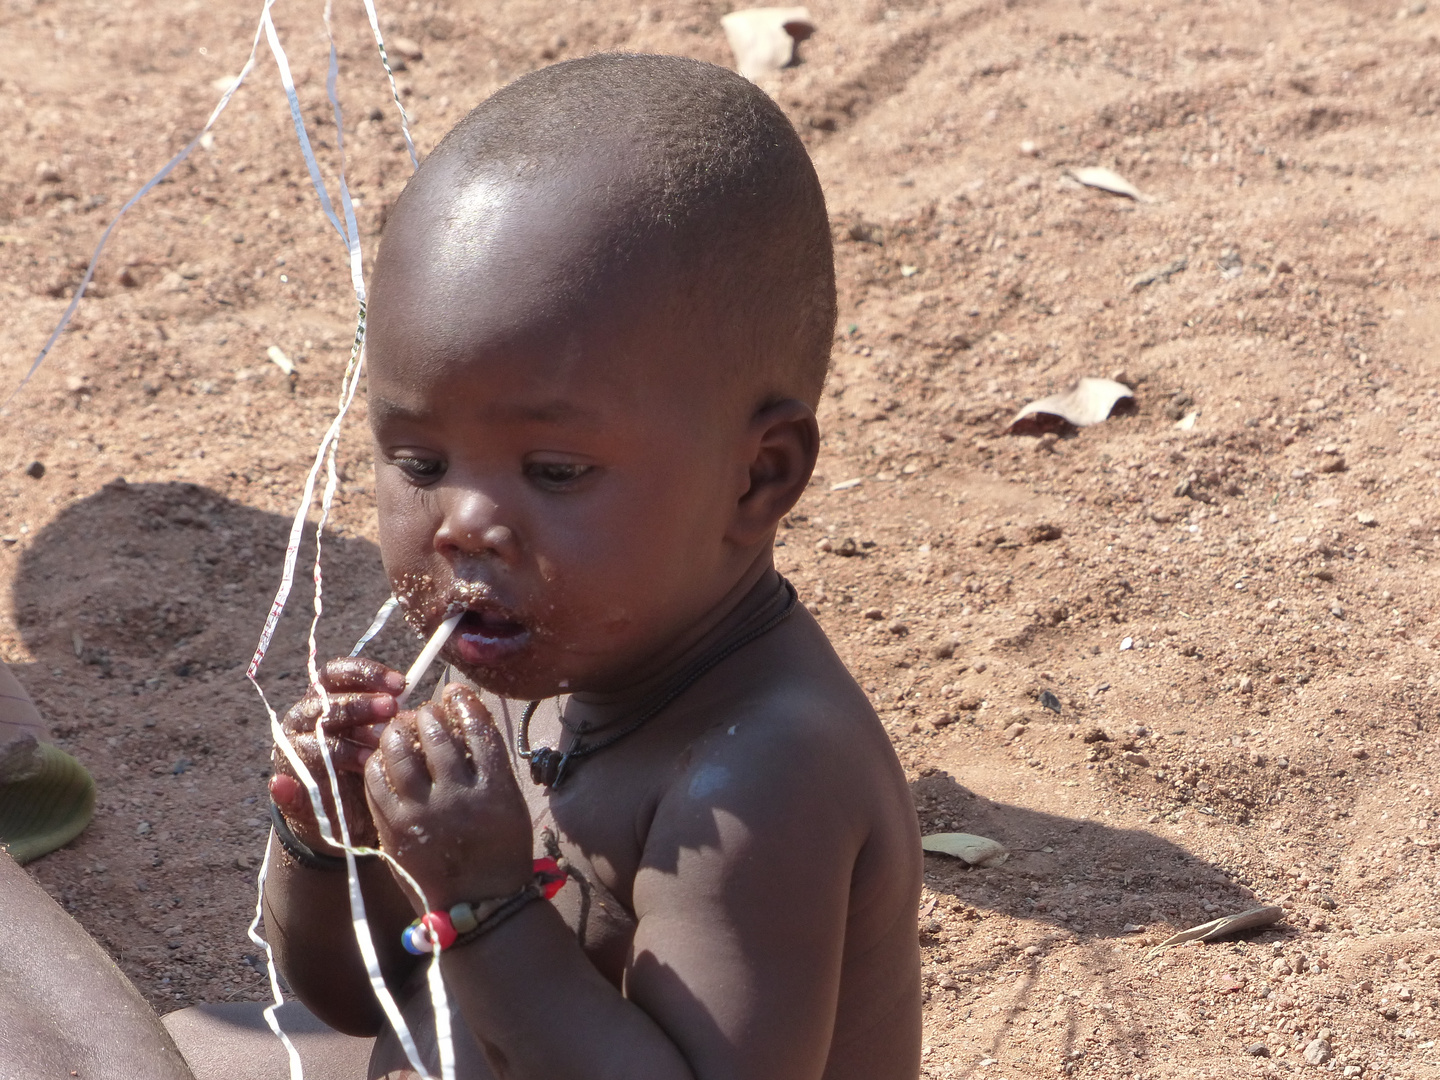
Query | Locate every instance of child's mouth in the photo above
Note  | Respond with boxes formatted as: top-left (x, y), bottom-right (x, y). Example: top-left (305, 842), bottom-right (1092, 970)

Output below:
top-left (451, 607), bottom-right (531, 667)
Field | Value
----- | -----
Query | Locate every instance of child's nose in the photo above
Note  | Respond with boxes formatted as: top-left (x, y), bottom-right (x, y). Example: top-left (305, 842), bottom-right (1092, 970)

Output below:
top-left (434, 495), bottom-right (522, 564)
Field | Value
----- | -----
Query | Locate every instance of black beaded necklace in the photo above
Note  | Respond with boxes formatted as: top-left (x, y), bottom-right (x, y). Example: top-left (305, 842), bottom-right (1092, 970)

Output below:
top-left (517, 577), bottom-right (798, 789)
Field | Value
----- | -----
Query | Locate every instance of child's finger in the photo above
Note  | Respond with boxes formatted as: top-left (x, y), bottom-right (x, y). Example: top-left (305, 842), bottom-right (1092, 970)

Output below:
top-left (269, 772), bottom-right (308, 814)
top-left (317, 657), bottom-right (406, 695)
top-left (416, 707), bottom-right (469, 785)
top-left (276, 730), bottom-right (373, 774)
top-left (363, 746), bottom-right (399, 825)
top-left (377, 714), bottom-right (432, 799)
top-left (443, 684), bottom-right (510, 776)
top-left (301, 692), bottom-right (398, 733)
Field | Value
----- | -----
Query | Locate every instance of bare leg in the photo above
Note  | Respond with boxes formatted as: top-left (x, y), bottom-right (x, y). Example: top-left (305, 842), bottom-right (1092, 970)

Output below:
top-left (0, 850), bottom-right (193, 1079)
top-left (163, 1001), bottom-right (373, 1080)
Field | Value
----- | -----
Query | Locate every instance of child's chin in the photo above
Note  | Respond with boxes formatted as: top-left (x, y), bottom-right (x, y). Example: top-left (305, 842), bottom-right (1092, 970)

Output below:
top-left (445, 647), bottom-right (562, 702)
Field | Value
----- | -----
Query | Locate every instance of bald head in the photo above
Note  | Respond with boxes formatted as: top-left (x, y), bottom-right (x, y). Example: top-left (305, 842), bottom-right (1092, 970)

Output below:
top-left (372, 53), bottom-right (836, 407)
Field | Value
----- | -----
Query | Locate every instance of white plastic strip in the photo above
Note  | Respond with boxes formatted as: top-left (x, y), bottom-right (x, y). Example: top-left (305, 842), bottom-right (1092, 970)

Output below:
top-left (397, 612), bottom-right (463, 708)
top-left (246, 842), bottom-right (307, 1079)
top-left (259, 7), bottom-right (349, 248)
top-left (350, 596), bottom-right (400, 657)
top-left (355, 0), bottom-right (420, 170)
top-left (245, 3), bottom-right (453, 1076)
top-left (7, 10), bottom-right (268, 404)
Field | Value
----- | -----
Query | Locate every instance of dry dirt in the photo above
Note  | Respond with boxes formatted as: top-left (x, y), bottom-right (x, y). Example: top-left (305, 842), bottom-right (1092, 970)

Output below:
top-left (3, 0), bottom-right (1440, 1076)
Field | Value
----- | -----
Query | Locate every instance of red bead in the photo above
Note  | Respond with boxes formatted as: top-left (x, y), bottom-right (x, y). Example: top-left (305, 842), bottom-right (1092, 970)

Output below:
top-left (420, 910), bottom-right (457, 950)
top-left (533, 857), bottom-right (566, 900)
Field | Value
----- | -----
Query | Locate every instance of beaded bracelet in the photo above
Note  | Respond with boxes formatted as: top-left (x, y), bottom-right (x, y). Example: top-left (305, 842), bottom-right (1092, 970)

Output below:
top-left (269, 801), bottom-right (377, 872)
top-left (402, 858), bottom-right (567, 955)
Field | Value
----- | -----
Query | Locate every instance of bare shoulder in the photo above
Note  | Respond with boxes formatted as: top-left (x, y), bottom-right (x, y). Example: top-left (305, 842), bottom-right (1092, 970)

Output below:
top-left (637, 608), bottom-right (923, 1079)
top-left (650, 607), bottom-right (920, 893)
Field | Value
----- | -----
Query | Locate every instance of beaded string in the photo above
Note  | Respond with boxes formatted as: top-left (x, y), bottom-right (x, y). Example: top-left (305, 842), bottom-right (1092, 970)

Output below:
top-left (518, 577), bottom-right (798, 789)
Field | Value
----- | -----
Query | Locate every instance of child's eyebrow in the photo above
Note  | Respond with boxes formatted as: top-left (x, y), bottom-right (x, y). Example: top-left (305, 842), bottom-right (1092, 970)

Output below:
top-left (371, 398), bottom-right (599, 426)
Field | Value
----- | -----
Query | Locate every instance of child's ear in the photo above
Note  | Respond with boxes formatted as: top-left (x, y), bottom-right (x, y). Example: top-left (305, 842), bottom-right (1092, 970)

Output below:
top-left (727, 398), bottom-right (819, 547)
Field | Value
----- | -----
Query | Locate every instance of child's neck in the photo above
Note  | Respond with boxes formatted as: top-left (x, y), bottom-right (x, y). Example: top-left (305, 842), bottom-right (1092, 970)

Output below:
top-left (562, 558), bottom-right (784, 730)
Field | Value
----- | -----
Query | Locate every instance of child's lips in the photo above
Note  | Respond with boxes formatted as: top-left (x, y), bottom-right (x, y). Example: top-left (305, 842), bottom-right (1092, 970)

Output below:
top-left (451, 607), bottom-right (531, 667)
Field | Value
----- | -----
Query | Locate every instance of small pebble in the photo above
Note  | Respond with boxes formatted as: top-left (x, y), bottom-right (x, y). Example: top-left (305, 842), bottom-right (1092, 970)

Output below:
top-left (1081, 727), bottom-right (1110, 744)
top-left (1245, 1043), bottom-right (1270, 1057)
top-left (1355, 511), bottom-right (1377, 526)
top-left (888, 620), bottom-right (909, 636)
top-left (1121, 751), bottom-right (1149, 767)
top-left (35, 162), bottom-right (61, 183)
top-left (24, 461), bottom-right (45, 479)
top-left (1022, 944), bottom-right (1040, 956)
top-left (1119, 636), bottom-right (1134, 651)
top-left (931, 638), bottom-right (957, 659)
top-left (1330, 602), bottom-right (1345, 619)
top-left (1002, 722), bottom-right (1027, 741)
top-left (1303, 1039), bottom-right (1331, 1066)
top-left (863, 607), bottom-right (883, 620)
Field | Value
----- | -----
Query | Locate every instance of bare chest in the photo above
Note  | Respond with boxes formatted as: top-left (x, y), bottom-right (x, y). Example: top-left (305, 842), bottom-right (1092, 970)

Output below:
top-left (486, 693), bottom-right (659, 985)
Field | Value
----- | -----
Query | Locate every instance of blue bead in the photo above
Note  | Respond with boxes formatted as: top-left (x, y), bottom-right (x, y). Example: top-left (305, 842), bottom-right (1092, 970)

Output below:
top-left (401, 923), bottom-right (431, 955)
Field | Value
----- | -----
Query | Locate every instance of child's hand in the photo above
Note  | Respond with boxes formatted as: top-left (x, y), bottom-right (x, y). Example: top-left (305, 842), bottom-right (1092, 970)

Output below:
top-left (365, 683), bottom-right (533, 911)
top-left (269, 657), bottom-right (406, 853)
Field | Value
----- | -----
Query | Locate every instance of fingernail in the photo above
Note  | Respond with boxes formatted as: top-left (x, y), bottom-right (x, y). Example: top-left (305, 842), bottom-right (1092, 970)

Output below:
top-left (384, 670), bottom-right (406, 693)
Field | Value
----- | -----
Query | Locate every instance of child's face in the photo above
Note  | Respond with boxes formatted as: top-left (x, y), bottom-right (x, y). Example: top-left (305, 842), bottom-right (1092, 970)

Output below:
top-left (367, 174), bottom-right (754, 700)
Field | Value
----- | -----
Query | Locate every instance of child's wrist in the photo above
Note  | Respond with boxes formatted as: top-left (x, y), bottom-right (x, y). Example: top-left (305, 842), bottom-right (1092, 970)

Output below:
top-left (269, 801), bottom-right (377, 871)
top-left (401, 859), bottom-right (566, 954)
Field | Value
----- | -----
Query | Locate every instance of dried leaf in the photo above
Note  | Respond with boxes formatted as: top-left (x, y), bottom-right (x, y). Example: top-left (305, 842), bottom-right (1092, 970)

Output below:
top-left (1006, 377), bottom-right (1135, 435)
top-left (720, 7), bottom-right (815, 80)
top-left (921, 832), bottom-right (1010, 867)
top-left (1069, 166), bottom-right (1146, 200)
top-left (1146, 906), bottom-right (1284, 958)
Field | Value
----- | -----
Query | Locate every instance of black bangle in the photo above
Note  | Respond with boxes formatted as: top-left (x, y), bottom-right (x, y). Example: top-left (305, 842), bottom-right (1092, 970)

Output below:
top-left (269, 801), bottom-right (374, 872)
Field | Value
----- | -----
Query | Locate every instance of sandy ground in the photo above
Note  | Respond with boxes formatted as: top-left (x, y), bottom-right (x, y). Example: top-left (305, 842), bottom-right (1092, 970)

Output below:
top-left (3, 0), bottom-right (1440, 1075)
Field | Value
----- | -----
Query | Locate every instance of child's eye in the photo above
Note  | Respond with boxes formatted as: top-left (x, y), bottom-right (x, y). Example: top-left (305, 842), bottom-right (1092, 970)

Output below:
top-left (524, 461), bottom-right (593, 490)
top-left (391, 456), bottom-right (446, 483)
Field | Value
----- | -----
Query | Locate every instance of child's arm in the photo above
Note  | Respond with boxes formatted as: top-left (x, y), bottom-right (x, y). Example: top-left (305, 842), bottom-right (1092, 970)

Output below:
top-left (368, 685), bottom-right (859, 1080)
top-left (263, 658), bottom-right (422, 1035)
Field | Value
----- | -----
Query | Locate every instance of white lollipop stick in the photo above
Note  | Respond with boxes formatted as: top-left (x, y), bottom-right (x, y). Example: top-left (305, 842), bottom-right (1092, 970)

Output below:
top-left (398, 611), bottom-right (464, 707)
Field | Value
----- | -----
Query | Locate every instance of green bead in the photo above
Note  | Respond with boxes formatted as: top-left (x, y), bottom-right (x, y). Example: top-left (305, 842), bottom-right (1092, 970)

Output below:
top-left (449, 902), bottom-right (478, 934)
